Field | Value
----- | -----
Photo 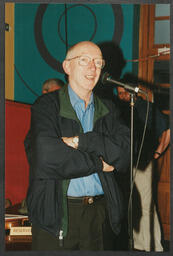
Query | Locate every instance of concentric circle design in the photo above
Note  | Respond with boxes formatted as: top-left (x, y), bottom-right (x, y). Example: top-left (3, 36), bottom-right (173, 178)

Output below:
top-left (58, 4), bottom-right (97, 47)
top-left (34, 4), bottom-right (63, 73)
top-left (111, 5), bottom-right (123, 44)
top-left (34, 4), bottom-right (124, 73)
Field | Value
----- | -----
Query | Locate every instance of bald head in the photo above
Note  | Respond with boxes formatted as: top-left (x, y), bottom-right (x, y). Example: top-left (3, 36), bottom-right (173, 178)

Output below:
top-left (42, 78), bottom-right (65, 94)
top-left (66, 41), bottom-right (103, 60)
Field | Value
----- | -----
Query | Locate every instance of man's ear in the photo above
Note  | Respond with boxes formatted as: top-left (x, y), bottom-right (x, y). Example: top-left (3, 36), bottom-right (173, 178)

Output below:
top-left (62, 60), bottom-right (70, 75)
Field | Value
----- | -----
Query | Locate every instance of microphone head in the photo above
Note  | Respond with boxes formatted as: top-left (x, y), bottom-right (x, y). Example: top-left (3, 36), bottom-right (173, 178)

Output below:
top-left (101, 72), bottom-right (111, 85)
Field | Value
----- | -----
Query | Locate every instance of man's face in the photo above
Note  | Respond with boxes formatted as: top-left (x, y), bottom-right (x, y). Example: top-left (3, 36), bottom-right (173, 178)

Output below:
top-left (63, 42), bottom-right (103, 94)
top-left (117, 86), bottom-right (130, 102)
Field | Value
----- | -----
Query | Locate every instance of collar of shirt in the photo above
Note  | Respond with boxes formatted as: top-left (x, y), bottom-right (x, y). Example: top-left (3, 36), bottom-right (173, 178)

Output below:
top-left (68, 85), bottom-right (94, 132)
top-left (68, 84), bottom-right (94, 110)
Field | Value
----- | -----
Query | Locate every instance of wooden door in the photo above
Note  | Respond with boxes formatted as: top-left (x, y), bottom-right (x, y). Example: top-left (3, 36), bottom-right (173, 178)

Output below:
top-left (138, 4), bottom-right (170, 241)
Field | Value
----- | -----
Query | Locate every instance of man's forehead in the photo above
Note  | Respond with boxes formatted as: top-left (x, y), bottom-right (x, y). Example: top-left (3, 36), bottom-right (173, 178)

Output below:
top-left (71, 43), bottom-right (102, 57)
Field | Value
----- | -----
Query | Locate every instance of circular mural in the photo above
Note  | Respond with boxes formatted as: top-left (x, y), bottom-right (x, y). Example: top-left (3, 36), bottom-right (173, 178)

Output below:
top-left (34, 4), bottom-right (124, 73)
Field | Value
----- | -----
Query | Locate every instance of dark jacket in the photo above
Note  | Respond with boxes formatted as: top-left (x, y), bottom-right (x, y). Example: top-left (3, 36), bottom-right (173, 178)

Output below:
top-left (25, 85), bottom-right (130, 240)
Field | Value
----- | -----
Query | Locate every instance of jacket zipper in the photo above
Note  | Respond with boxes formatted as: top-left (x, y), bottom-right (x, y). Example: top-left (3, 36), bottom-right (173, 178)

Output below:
top-left (57, 179), bottom-right (70, 247)
top-left (58, 229), bottom-right (64, 247)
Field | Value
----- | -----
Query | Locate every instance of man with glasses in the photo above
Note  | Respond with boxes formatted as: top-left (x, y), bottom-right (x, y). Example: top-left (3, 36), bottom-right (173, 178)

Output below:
top-left (26, 41), bottom-right (130, 250)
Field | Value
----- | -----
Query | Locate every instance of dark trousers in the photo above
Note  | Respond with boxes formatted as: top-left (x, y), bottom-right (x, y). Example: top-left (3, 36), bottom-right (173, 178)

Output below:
top-left (31, 197), bottom-right (117, 250)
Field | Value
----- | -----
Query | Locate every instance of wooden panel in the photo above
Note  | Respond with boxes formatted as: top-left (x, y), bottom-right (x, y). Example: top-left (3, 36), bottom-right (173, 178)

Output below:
top-left (157, 147), bottom-right (170, 183)
top-left (157, 183), bottom-right (170, 223)
top-left (138, 5), bottom-right (149, 80)
top-left (138, 5), bottom-right (153, 102)
top-left (157, 185), bottom-right (170, 241)
top-left (161, 224), bottom-right (170, 241)
top-left (157, 147), bottom-right (170, 240)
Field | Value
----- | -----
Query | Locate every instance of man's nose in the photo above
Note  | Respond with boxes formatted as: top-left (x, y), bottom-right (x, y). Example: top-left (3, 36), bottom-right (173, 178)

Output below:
top-left (88, 59), bottom-right (96, 69)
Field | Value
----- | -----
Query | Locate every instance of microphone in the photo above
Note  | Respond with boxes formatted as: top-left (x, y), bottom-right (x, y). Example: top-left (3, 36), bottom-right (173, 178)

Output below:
top-left (101, 72), bottom-right (145, 94)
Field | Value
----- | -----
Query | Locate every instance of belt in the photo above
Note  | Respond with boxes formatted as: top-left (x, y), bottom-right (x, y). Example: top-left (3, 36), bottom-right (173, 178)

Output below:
top-left (67, 195), bottom-right (104, 205)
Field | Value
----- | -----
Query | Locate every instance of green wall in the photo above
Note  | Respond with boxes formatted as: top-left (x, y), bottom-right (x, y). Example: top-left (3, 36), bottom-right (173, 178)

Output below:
top-left (14, 3), bottom-right (139, 104)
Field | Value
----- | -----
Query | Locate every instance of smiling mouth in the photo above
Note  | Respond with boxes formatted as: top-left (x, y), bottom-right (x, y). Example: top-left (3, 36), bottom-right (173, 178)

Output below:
top-left (85, 75), bottom-right (95, 80)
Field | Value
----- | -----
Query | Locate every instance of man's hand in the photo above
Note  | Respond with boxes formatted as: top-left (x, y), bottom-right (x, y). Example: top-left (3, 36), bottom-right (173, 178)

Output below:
top-left (154, 128), bottom-right (170, 159)
top-left (101, 158), bottom-right (114, 172)
top-left (62, 136), bottom-right (79, 149)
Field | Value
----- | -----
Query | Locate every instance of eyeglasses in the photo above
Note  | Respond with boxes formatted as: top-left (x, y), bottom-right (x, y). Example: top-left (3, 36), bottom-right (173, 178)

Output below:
top-left (66, 55), bottom-right (105, 69)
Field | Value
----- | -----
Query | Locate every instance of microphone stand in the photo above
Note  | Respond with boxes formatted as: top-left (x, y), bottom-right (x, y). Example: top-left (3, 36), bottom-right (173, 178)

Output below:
top-left (102, 73), bottom-right (148, 250)
top-left (128, 92), bottom-right (135, 250)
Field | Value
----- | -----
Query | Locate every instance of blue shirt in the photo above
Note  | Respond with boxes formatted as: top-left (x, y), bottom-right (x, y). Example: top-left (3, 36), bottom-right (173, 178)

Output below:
top-left (67, 85), bottom-right (104, 196)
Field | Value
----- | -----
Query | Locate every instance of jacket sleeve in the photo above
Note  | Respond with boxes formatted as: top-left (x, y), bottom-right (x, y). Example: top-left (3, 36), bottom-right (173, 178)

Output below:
top-left (29, 93), bottom-right (103, 180)
top-left (78, 101), bottom-right (130, 173)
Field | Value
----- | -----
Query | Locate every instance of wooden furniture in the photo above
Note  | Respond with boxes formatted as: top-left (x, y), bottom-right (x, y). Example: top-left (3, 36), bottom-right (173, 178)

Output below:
top-left (5, 235), bottom-right (32, 251)
top-left (5, 203), bottom-right (32, 251)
